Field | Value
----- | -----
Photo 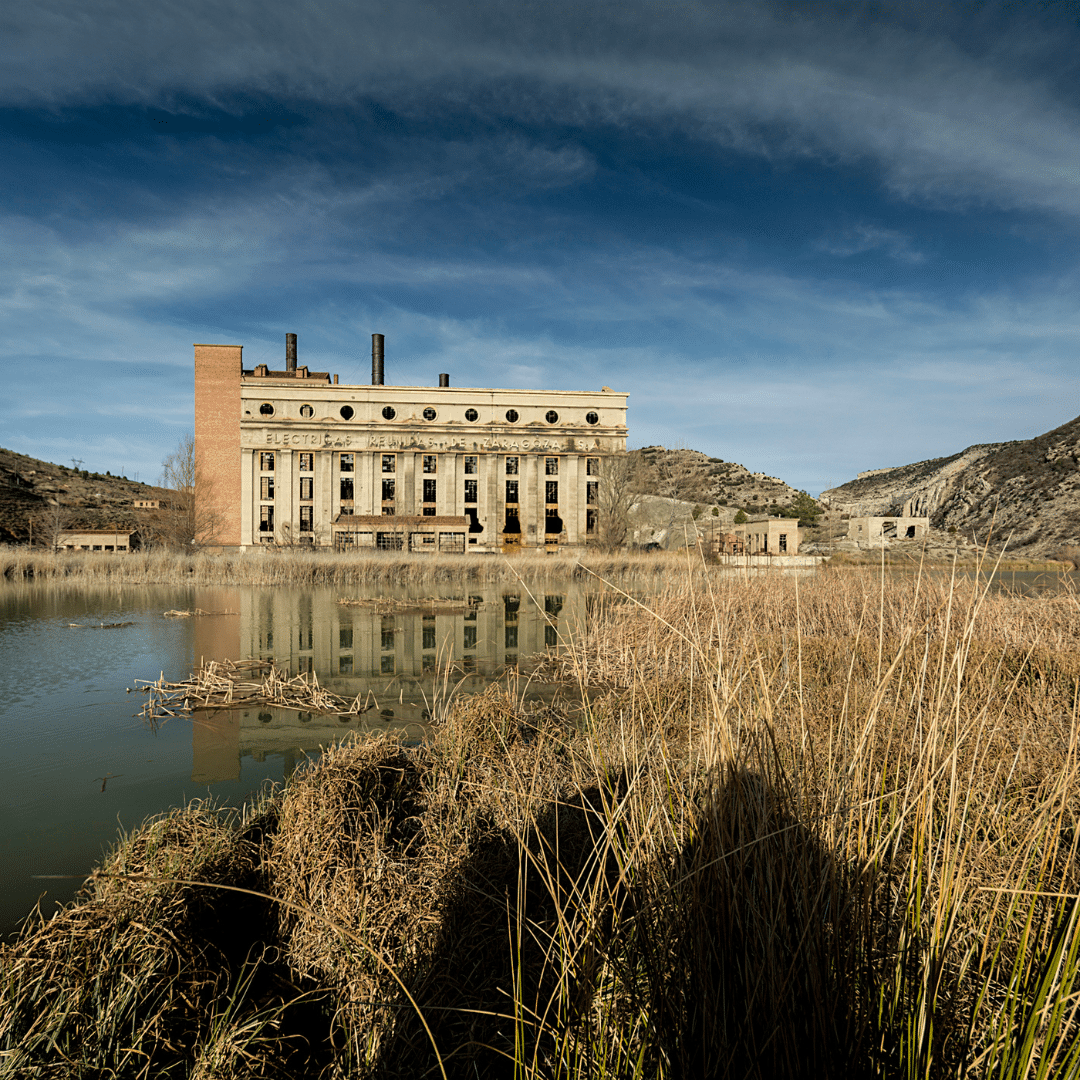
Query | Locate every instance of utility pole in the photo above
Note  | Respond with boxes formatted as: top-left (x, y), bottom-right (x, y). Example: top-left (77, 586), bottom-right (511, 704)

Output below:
top-left (71, 458), bottom-right (83, 471)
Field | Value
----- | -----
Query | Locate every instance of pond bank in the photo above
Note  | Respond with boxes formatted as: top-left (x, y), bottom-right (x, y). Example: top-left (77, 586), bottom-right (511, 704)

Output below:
top-left (5, 568), bottom-right (1080, 1077)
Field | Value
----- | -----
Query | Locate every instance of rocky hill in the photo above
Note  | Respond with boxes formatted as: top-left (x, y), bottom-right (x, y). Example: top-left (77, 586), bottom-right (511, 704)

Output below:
top-left (0, 447), bottom-right (163, 545)
top-left (633, 446), bottom-right (802, 511)
top-left (818, 414), bottom-right (1080, 556)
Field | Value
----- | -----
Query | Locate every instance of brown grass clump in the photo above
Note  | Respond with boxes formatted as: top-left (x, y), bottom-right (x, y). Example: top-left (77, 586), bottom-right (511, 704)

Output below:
top-left (5, 563), bottom-right (1080, 1078)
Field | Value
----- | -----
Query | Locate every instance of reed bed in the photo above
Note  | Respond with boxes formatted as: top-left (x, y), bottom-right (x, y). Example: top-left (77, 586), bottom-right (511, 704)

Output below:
top-left (0, 547), bottom-right (690, 587)
top-left (4, 564), bottom-right (1080, 1078)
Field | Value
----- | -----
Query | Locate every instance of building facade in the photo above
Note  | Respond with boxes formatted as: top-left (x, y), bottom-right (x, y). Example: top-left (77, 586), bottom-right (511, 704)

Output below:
top-left (58, 528), bottom-right (138, 552)
top-left (846, 515), bottom-right (930, 546)
top-left (731, 517), bottom-right (801, 555)
top-left (195, 335), bottom-right (629, 552)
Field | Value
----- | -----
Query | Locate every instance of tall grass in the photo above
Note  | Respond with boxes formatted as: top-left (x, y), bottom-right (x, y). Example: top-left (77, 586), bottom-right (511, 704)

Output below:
top-left (0, 547), bottom-right (693, 587)
top-left (3, 564), bottom-right (1080, 1077)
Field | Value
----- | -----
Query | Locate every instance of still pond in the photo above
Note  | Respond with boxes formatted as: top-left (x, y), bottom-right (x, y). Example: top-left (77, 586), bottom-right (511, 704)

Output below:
top-left (0, 581), bottom-right (588, 935)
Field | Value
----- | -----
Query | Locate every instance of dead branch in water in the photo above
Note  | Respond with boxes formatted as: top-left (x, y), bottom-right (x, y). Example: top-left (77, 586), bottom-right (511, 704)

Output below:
top-left (162, 608), bottom-right (237, 618)
top-left (130, 658), bottom-right (378, 723)
top-left (336, 596), bottom-right (476, 614)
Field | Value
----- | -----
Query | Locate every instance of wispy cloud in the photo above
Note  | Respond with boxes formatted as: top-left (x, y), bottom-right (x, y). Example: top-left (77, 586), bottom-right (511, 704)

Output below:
top-left (815, 224), bottom-right (926, 263)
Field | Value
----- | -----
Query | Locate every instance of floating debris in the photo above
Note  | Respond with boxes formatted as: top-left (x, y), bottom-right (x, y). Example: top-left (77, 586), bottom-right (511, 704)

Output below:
top-left (131, 658), bottom-right (379, 725)
top-left (162, 608), bottom-right (237, 618)
top-left (67, 621), bottom-right (136, 630)
top-left (336, 596), bottom-right (476, 614)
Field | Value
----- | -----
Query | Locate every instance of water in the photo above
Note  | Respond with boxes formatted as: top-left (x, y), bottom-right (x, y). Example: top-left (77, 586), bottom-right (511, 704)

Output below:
top-left (0, 581), bottom-right (587, 935)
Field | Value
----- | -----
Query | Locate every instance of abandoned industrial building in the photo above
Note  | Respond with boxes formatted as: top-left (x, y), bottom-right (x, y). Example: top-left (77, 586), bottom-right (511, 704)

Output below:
top-left (195, 334), bottom-right (629, 552)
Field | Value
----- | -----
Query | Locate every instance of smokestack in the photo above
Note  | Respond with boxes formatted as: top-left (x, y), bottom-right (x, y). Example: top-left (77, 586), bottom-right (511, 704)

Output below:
top-left (439, 373), bottom-right (450, 387)
top-left (285, 333), bottom-right (297, 373)
top-left (371, 334), bottom-right (385, 385)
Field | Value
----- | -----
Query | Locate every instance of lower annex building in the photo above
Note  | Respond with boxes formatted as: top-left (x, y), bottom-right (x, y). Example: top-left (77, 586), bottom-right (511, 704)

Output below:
top-left (195, 334), bottom-right (629, 553)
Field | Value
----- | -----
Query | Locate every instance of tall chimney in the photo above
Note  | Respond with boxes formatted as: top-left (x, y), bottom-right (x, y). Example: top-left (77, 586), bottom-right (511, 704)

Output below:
top-left (372, 333), bottom-right (385, 385)
top-left (439, 373), bottom-right (450, 387)
top-left (285, 333), bottom-right (297, 373)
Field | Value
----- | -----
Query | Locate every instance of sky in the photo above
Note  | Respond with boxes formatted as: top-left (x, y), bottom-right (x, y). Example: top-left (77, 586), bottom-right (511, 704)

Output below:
top-left (2, 1), bottom-right (1079, 495)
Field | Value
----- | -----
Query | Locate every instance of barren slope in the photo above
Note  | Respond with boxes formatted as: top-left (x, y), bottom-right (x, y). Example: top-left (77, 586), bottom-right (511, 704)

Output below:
top-left (819, 415), bottom-right (1080, 554)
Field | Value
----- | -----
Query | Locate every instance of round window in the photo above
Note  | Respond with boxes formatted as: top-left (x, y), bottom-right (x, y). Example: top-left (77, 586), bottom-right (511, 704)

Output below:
top-left (465, 408), bottom-right (479, 422)
top-left (545, 410), bottom-right (559, 424)
top-left (382, 406), bottom-right (396, 420)
top-left (423, 407), bottom-right (437, 421)
top-left (586, 411), bottom-right (599, 425)
top-left (340, 405), bottom-right (354, 420)
top-left (259, 403), bottom-right (274, 416)
top-left (505, 409), bottom-right (519, 423)
top-left (300, 404), bottom-right (313, 418)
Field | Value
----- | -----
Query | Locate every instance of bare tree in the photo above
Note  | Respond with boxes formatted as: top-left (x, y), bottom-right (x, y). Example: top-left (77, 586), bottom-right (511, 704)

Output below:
top-left (146, 434), bottom-right (219, 549)
top-left (595, 451), bottom-right (638, 550)
top-left (32, 498), bottom-right (73, 552)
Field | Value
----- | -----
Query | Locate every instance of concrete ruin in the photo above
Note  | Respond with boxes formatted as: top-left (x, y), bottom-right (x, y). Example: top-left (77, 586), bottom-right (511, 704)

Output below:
top-left (846, 515), bottom-right (929, 546)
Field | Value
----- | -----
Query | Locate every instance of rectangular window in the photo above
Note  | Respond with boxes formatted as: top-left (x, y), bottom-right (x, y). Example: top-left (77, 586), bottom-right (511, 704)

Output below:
top-left (339, 626), bottom-right (353, 649)
top-left (779, 534), bottom-right (788, 553)
top-left (505, 457), bottom-right (518, 475)
top-left (340, 477), bottom-right (354, 501)
top-left (586, 457), bottom-right (599, 476)
top-left (506, 480), bottom-right (518, 502)
top-left (545, 480), bottom-right (558, 504)
top-left (377, 532), bottom-right (404, 551)
top-left (440, 532), bottom-right (465, 553)
top-left (339, 453), bottom-right (354, 473)
top-left (339, 655), bottom-right (353, 675)
top-left (423, 478), bottom-right (437, 502)
top-left (382, 454), bottom-right (396, 473)
top-left (586, 508), bottom-right (598, 533)
top-left (423, 455), bottom-right (437, 474)
top-left (463, 625), bottom-right (477, 650)
top-left (381, 506), bottom-right (395, 515)
top-left (300, 506), bottom-right (313, 532)
top-left (464, 455), bottom-right (477, 475)
top-left (260, 452), bottom-right (275, 471)
top-left (299, 452), bottom-right (313, 471)
top-left (260, 505), bottom-right (275, 532)
top-left (382, 478), bottom-right (395, 501)
top-left (422, 620), bottom-right (436, 650)
top-left (505, 625), bottom-right (518, 649)
top-left (423, 505), bottom-right (436, 516)
top-left (587, 482), bottom-right (598, 505)
top-left (300, 477), bottom-right (313, 501)
top-left (464, 479), bottom-right (477, 503)
top-left (260, 476), bottom-right (275, 500)
top-left (545, 457), bottom-right (559, 475)
top-left (339, 507), bottom-right (354, 515)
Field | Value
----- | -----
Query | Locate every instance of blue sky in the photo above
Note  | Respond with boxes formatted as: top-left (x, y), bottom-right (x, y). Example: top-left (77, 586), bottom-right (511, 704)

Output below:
top-left (2, 1), bottom-right (1078, 495)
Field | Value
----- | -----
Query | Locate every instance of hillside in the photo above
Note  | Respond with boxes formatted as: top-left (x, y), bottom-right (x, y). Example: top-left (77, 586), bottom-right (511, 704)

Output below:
top-left (0, 447), bottom-right (163, 545)
top-left (633, 446), bottom-right (802, 510)
top-left (818, 414), bottom-right (1080, 556)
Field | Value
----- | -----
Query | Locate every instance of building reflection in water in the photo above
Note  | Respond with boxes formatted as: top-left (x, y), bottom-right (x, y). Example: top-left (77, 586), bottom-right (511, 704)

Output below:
top-left (189, 584), bottom-right (587, 785)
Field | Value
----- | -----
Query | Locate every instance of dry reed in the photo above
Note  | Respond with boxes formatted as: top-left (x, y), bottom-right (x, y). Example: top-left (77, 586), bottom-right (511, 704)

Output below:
top-left (0, 547), bottom-right (692, 588)
top-left (4, 562), bottom-right (1080, 1078)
